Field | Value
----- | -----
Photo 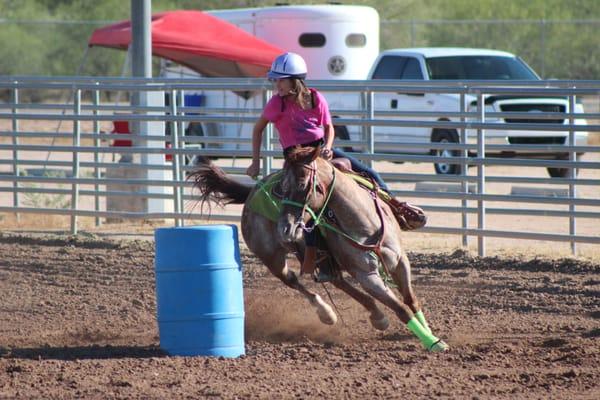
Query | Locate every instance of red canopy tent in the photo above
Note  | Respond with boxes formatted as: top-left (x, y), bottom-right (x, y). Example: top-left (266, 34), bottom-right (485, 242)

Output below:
top-left (88, 10), bottom-right (282, 78)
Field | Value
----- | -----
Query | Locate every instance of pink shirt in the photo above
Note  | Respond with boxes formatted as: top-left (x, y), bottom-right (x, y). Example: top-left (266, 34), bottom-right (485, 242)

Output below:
top-left (262, 89), bottom-right (332, 149)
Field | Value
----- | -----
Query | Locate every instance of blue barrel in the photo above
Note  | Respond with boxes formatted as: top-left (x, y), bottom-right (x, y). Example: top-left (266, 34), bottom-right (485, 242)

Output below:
top-left (155, 225), bottom-right (245, 357)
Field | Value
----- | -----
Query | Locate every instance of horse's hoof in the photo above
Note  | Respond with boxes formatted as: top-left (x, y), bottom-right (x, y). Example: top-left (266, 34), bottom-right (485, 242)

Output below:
top-left (429, 340), bottom-right (450, 352)
top-left (370, 314), bottom-right (389, 331)
top-left (317, 307), bottom-right (337, 325)
top-left (312, 295), bottom-right (337, 325)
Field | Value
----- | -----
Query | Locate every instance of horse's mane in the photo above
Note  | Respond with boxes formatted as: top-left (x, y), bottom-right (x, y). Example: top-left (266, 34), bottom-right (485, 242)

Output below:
top-left (284, 145), bottom-right (320, 164)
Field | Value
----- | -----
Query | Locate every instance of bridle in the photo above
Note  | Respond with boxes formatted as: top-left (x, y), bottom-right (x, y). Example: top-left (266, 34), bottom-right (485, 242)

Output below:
top-left (281, 160), bottom-right (336, 233)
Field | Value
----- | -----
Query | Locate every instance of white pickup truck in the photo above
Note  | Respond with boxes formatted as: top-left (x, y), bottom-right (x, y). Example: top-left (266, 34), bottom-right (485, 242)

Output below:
top-left (358, 47), bottom-right (588, 178)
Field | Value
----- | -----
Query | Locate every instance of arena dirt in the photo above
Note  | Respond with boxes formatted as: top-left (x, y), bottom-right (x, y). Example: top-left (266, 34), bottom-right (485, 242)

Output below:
top-left (0, 234), bottom-right (598, 399)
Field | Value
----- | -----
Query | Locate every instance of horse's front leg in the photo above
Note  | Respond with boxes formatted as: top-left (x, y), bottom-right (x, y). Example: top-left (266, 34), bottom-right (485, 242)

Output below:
top-left (330, 276), bottom-right (389, 331)
top-left (265, 249), bottom-right (337, 326)
top-left (243, 211), bottom-right (337, 325)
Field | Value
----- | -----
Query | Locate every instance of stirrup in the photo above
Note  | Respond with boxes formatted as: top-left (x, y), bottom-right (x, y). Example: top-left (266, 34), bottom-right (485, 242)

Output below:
top-left (313, 267), bottom-right (334, 283)
top-left (388, 198), bottom-right (427, 230)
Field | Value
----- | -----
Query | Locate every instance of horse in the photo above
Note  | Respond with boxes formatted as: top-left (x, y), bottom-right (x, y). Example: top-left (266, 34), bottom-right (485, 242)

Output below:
top-left (190, 149), bottom-right (448, 352)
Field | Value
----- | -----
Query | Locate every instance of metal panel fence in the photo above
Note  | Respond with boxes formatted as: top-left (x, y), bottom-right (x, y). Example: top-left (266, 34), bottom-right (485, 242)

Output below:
top-left (0, 76), bottom-right (598, 256)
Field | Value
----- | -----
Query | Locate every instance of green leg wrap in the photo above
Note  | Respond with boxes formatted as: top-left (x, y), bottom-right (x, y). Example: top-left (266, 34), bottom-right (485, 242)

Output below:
top-left (407, 317), bottom-right (439, 350)
top-left (415, 310), bottom-right (432, 334)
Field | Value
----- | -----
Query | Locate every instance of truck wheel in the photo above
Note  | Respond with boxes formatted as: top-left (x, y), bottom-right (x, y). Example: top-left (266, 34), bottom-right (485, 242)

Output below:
top-left (431, 129), bottom-right (461, 175)
top-left (547, 154), bottom-right (580, 178)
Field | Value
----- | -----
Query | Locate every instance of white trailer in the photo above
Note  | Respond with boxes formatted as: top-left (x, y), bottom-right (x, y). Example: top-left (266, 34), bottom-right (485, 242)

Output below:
top-left (160, 4), bottom-right (379, 150)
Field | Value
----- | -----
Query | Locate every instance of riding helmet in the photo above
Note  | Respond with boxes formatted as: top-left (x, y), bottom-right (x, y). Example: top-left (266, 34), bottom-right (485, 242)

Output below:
top-left (267, 52), bottom-right (308, 80)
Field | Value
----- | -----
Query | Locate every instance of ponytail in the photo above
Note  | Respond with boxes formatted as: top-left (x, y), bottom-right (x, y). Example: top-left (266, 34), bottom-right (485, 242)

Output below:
top-left (290, 78), bottom-right (312, 110)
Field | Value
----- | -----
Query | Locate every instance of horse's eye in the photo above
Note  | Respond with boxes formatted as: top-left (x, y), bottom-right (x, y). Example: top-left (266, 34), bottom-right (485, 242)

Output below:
top-left (298, 179), bottom-right (310, 191)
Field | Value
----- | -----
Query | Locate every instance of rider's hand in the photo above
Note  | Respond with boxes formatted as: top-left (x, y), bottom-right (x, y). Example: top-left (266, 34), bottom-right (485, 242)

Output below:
top-left (246, 161), bottom-right (260, 179)
top-left (321, 148), bottom-right (333, 160)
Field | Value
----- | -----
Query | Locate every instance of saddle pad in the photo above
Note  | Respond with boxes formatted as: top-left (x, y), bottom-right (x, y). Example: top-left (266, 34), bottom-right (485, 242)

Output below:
top-left (248, 170), bottom-right (388, 223)
top-left (248, 170), bottom-right (284, 222)
top-left (345, 173), bottom-right (391, 201)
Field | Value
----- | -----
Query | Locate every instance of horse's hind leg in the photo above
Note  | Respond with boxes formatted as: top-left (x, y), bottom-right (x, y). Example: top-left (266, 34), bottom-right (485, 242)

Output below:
top-left (262, 249), bottom-right (337, 325)
top-left (331, 278), bottom-right (389, 331)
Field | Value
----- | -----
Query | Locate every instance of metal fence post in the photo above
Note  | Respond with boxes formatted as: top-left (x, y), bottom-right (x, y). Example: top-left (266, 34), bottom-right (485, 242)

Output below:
top-left (169, 89), bottom-right (182, 227)
top-left (11, 83), bottom-right (19, 222)
top-left (262, 89), bottom-right (273, 177)
top-left (70, 89), bottom-right (81, 235)
top-left (476, 92), bottom-right (486, 256)
top-left (177, 90), bottom-right (186, 225)
top-left (460, 91), bottom-right (468, 247)
top-left (366, 90), bottom-right (375, 169)
top-left (93, 86), bottom-right (102, 227)
top-left (568, 94), bottom-right (577, 254)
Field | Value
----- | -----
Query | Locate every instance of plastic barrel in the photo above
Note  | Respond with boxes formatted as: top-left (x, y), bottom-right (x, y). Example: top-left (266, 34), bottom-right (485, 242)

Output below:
top-left (155, 225), bottom-right (245, 357)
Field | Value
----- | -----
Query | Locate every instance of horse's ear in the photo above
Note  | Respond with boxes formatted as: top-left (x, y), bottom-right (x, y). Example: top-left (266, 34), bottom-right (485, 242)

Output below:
top-left (286, 146), bottom-right (319, 164)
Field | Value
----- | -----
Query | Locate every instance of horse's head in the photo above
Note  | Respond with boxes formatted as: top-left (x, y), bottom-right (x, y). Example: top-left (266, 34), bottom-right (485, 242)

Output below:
top-left (277, 146), bottom-right (332, 244)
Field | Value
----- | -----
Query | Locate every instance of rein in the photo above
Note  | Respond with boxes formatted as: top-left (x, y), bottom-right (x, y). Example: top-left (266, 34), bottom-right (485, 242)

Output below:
top-left (281, 160), bottom-right (394, 279)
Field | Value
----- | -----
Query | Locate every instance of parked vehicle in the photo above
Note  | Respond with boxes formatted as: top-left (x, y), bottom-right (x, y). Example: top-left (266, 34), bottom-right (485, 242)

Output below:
top-left (364, 48), bottom-right (588, 177)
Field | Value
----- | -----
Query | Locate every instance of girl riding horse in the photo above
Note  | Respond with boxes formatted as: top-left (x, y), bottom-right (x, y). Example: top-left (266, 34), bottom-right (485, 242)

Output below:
top-left (247, 52), bottom-right (425, 282)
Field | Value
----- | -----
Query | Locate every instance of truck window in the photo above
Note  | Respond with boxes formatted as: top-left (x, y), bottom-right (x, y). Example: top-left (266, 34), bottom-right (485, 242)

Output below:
top-left (345, 33), bottom-right (366, 48)
top-left (426, 56), bottom-right (539, 80)
top-left (400, 58), bottom-right (424, 79)
top-left (299, 33), bottom-right (326, 48)
top-left (371, 56), bottom-right (407, 79)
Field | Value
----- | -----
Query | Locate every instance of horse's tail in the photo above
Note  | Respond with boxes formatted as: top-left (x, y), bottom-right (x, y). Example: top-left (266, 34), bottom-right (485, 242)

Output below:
top-left (188, 156), bottom-right (252, 207)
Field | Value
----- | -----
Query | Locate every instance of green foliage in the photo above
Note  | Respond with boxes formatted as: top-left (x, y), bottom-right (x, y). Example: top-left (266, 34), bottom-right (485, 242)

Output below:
top-left (0, 0), bottom-right (597, 79)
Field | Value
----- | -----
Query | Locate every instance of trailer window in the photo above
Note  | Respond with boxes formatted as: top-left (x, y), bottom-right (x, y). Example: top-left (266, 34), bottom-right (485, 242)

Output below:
top-left (299, 33), bottom-right (326, 48)
top-left (346, 34), bottom-right (366, 48)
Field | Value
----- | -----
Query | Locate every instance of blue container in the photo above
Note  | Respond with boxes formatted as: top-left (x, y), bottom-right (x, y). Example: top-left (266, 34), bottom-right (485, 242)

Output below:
top-left (184, 94), bottom-right (205, 108)
top-left (155, 225), bottom-right (245, 357)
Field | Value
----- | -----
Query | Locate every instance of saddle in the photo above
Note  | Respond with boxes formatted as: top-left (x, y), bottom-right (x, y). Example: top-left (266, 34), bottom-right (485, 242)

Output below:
top-left (330, 157), bottom-right (427, 231)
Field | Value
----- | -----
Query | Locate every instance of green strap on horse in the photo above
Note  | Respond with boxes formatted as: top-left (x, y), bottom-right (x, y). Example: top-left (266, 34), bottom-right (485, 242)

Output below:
top-left (248, 171), bottom-right (284, 222)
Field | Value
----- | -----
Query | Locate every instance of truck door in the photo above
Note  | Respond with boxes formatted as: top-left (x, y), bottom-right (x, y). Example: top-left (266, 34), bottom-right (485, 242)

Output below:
top-left (372, 56), bottom-right (430, 154)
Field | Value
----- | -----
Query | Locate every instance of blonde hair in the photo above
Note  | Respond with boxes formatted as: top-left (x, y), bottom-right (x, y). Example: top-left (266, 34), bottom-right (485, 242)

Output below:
top-left (289, 78), bottom-right (312, 110)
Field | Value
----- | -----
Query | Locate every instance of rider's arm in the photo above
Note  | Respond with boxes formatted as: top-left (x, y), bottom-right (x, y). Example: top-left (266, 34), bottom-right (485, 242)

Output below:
top-left (323, 122), bottom-right (335, 151)
top-left (251, 116), bottom-right (269, 163)
top-left (320, 122), bottom-right (335, 160)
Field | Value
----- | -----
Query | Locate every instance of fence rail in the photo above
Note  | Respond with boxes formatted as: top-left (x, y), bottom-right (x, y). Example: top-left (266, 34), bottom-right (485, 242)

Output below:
top-left (0, 76), bottom-right (598, 256)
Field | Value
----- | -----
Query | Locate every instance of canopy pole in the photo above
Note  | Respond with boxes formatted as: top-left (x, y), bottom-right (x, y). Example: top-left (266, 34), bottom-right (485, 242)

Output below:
top-left (128, 0), bottom-right (172, 219)
top-left (131, 0), bottom-right (152, 79)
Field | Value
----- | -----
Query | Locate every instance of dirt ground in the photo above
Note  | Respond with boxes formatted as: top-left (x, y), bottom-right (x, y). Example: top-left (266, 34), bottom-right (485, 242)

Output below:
top-left (0, 233), bottom-right (598, 399)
